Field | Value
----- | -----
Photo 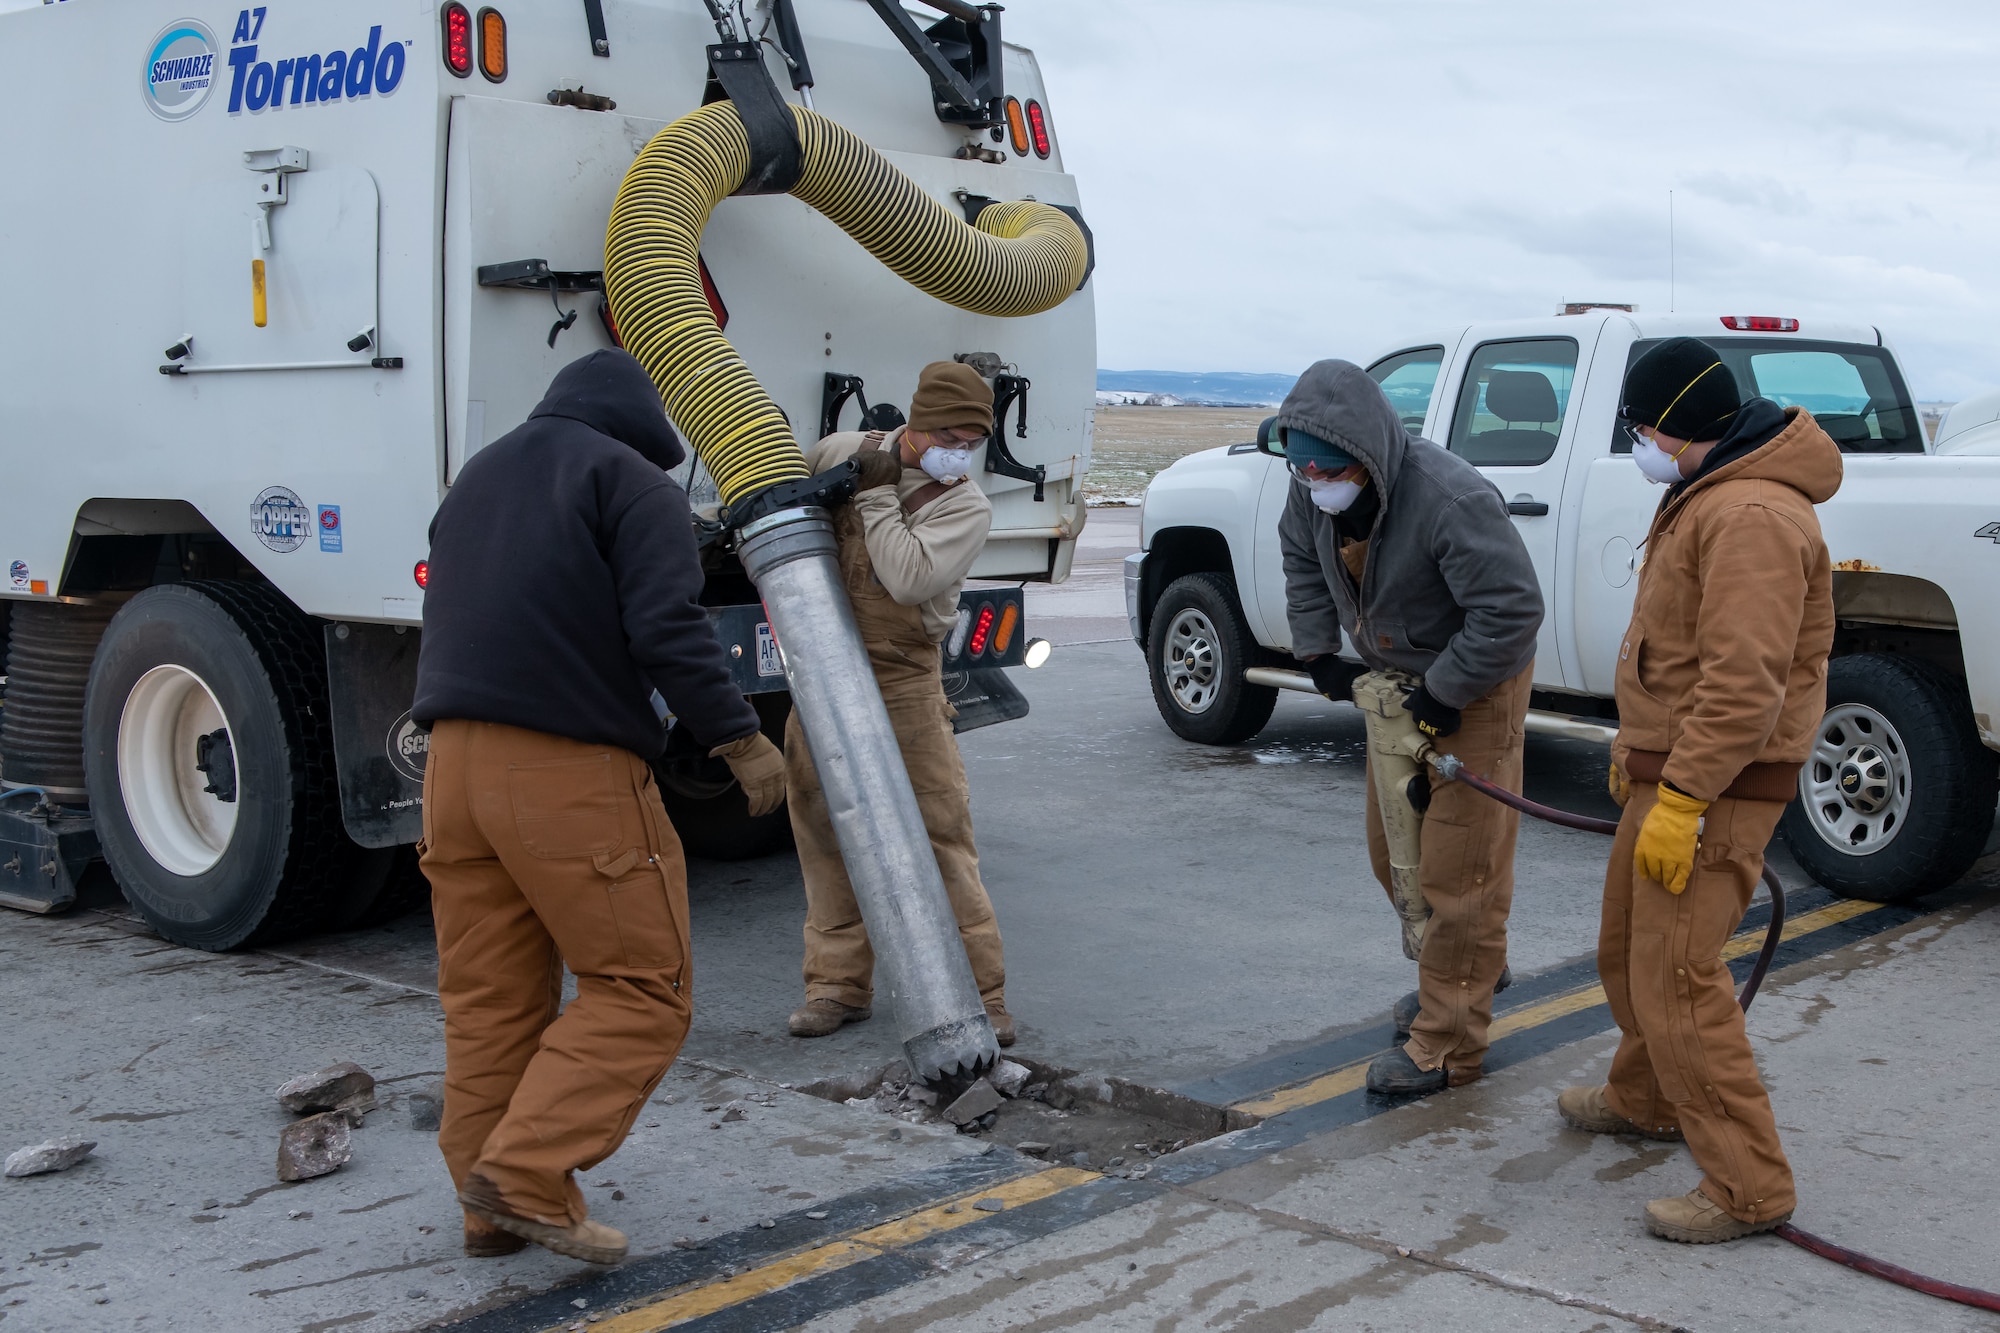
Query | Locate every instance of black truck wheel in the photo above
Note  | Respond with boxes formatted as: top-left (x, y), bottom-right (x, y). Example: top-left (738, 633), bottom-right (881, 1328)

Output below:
top-left (654, 693), bottom-right (795, 861)
top-left (84, 582), bottom-right (358, 949)
top-left (1778, 653), bottom-right (1999, 902)
top-left (1146, 572), bottom-right (1277, 745)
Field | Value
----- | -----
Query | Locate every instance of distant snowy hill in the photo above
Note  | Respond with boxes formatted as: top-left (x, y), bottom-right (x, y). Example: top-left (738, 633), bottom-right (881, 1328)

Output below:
top-left (1097, 370), bottom-right (1298, 406)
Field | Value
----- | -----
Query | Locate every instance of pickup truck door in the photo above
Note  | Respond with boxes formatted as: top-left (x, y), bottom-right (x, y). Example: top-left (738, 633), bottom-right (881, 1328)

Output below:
top-left (1252, 345), bottom-right (1453, 653)
top-left (1435, 329), bottom-right (1605, 689)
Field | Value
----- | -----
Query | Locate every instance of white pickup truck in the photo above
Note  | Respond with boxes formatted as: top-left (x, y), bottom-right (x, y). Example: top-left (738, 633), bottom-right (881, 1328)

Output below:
top-left (1126, 311), bottom-right (2000, 902)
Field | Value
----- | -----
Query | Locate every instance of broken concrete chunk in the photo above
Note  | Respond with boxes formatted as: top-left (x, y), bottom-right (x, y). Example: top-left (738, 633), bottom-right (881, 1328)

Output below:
top-left (407, 1082), bottom-right (444, 1133)
top-left (5, 1137), bottom-right (96, 1177)
top-left (941, 1078), bottom-right (1003, 1126)
top-left (972, 1197), bottom-right (1005, 1213)
top-left (903, 1085), bottom-right (939, 1106)
top-left (989, 1060), bottom-right (1031, 1099)
top-left (276, 1063), bottom-right (376, 1117)
top-left (276, 1112), bottom-right (353, 1182)
top-left (1045, 1087), bottom-right (1076, 1111)
top-left (719, 1103), bottom-right (747, 1123)
top-left (1015, 1141), bottom-right (1052, 1157)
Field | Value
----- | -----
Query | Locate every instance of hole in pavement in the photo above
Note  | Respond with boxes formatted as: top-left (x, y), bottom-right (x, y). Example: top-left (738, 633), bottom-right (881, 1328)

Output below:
top-left (793, 1055), bottom-right (1259, 1176)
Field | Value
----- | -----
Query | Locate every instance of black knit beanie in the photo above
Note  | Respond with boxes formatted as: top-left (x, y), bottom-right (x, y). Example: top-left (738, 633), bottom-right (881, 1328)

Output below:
top-left (1621, 338), bottom-right (1742, 442)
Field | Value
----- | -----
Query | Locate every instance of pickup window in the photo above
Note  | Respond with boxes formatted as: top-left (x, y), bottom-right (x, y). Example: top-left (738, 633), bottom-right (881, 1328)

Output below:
top-left (1613, 338), bottom-right (1923, 454)
top-left (1365, 346), bottom-right (1445, 432)
top-left (1446, 338), bottom-right (1579, 467)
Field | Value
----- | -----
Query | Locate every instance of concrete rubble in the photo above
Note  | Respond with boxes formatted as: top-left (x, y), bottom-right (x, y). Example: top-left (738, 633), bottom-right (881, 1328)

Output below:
top-left (277, 1111), bottom-right (353, 1182)
top-left (941, 1077), bottom-right (1005, 1126)
top-left (277, 1061), bottom-right (377, 1123)
top-left (407, 1081), bottom-right (444, 1132)
top-left (989, 1060), bottom-right (1031, 1098)
top-left (4, 1137), bottom-right (96, 1177)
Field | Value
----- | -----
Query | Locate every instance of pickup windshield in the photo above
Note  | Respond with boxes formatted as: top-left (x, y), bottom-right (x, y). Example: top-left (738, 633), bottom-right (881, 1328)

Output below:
top-left (1616, 338), bottom-right (1923, 454)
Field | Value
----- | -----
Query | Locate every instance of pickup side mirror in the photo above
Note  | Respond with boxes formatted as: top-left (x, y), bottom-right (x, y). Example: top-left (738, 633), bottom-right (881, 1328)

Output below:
top-left (1256, 414), bottom-right (1285, 460)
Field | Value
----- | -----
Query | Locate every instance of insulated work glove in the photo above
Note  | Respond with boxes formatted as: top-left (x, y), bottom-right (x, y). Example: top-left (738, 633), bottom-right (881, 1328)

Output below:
top-left (1608, 763), bottom-right (1630, 808)
top-left (853, 449), bottom-right (903, 493)
top-left (1405, 684), bottom-right (1461, 741)
top-left (712, 732), bottom-right (787, 817)
top-left (1305, 655), bottom-right (1352, 699)
top-left (1634, 784), bottom-right (1709, 894)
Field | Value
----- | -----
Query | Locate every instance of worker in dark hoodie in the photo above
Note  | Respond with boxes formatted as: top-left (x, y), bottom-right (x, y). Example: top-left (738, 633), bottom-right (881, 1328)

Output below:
top-left (1278, 360), bottom-right (1543, 1098)
top-left (413, 350), bottom-right (785, 1267)
top-left (1560, 338), bottom-right (1840, 1244)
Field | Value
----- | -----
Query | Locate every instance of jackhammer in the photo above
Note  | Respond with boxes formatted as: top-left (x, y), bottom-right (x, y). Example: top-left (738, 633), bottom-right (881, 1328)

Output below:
top-left (1351, 667), bottom-right (2000, 1312)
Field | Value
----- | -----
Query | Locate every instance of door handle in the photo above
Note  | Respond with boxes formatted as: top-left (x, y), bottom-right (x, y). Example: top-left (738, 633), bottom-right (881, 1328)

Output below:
top-left (1507, 500), bottom-right (1550, 516)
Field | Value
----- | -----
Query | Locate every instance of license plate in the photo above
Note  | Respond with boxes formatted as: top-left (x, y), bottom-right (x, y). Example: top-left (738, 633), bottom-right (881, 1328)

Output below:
top-left (756, 622), bottom-right (784, 678)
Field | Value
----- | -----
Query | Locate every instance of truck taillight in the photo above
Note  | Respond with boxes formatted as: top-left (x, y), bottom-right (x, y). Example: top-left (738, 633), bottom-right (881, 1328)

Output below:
top-left (967, 603), bottom-right (996, 657)
top-left (414, 561), bottom-right (430, 589)
top-left (477, 8), bottom-right (507, 82)
top-left (992, 601), bottom-right (1020, 655)
top-left (442, 3), bottom-right (473, 77)
top-left (1003, 97), bottom-right (1029, 156)
top-left (1025, 99), bottom-right (1050, 159)
top-left (1721, 316), bottom-right (1798, 332)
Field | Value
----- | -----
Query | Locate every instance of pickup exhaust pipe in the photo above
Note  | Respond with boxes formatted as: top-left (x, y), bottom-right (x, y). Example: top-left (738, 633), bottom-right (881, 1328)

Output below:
top-left (603, 102), bottom-right (1086, 1081)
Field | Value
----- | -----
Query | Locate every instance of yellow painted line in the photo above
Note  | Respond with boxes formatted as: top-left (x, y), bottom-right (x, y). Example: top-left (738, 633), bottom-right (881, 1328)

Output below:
top-left (1233, 898), bottom-right (1883, 1119)
top-left (574, 1168), bottom-right (1100, 1333)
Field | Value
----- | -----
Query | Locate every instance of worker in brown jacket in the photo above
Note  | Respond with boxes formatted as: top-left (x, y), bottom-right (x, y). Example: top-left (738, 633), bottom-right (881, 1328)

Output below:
top-left (1559, 336), bottom-right (1841, 1244)
top-left (784, 361), bottom-right (1014, 1045)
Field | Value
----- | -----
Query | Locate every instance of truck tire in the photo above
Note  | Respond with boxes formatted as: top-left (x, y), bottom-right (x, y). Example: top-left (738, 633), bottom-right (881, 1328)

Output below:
top-left (1778, 653), bottom-right (1999, 903)
top-left (654, 693), bottom-right (794, 861)
top-left (84, 582), bottom-right (356, 949)
top-left (1146, 572), bottom-right (1277, 745)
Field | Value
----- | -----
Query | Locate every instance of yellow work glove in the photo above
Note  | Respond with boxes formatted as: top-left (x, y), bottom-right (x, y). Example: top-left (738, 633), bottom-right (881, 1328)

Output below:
top-left (1634, 784), bottom-right (1708, 894)
top-left (1608, 763), bottom-right (1630, 808)
top-left (712, 732), bottom-right (787, 817)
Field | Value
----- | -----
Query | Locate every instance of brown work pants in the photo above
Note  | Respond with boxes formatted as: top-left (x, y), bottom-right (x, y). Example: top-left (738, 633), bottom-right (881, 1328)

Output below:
top-left (1365, 664), bottom-right (1531, 1074)
top-left (421, 719), bottom-right (691, 1228)
top-left (785, 678), bottom-right (1004, 1010)
top-left (1600, 781), bottom-right (1795, 1223)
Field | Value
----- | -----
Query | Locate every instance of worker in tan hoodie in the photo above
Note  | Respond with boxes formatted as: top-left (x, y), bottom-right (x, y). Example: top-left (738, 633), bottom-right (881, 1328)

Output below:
top-left (783, 361), bottom-right (1014, 1046)
top-left (1559, 337), bottom-right (1841, 1244)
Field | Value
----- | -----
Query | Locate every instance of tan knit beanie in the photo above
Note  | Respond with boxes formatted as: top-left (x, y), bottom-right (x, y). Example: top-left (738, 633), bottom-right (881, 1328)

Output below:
top-left (907, 361), bottom-right (994, 435)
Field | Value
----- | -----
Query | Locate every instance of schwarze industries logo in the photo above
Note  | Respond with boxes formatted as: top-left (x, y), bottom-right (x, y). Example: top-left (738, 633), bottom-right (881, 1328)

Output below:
top-left (144, 20), bottom-right (219, 122)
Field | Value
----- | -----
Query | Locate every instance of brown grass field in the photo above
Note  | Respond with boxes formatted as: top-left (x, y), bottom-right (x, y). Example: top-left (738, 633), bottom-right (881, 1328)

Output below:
top-left (1084, 405), bottom-right (1271, 505)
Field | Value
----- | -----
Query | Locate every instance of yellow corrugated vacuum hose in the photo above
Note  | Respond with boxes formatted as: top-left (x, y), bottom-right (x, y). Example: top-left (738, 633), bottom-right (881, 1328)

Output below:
top-left (604, 102), bottom-right (1088, 506)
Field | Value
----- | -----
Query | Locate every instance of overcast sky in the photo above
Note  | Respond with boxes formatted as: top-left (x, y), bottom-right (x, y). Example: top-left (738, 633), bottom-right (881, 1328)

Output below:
top-left (999, 0), bottom-right (1998, 399)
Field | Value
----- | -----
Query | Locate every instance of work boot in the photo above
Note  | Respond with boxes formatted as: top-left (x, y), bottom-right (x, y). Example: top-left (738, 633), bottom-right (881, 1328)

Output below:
top-left (986, 1002), bottom-right (1016, 1048)
top-left (1643, 1187), bottom-right (1791, 1244)
top-left (459, 1174), bottom-right (627, 1265)
top-left (1365, 1047), bottom-right (1479, 1097)
top-left (463, 1220), bottom-right (528, 1258)
top-left (788, 998), bottom-right (872, 1038)
top-left (1392, 964), bottom-right (1512, 1042)
top-left (1556, 1084), bottom-right (1683, 1141)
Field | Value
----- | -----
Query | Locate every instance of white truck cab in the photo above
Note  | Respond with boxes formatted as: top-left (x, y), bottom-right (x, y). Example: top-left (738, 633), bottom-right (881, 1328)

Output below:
top-left (0, 1), bottom-right (1096, 946)
top-left (1130, 311), bottom-right (2000, 903)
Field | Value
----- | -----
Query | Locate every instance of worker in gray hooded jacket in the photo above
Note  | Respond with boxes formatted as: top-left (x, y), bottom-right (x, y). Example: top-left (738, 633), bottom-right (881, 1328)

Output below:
top-left (1278, 359), bottom-right (1544, 1096)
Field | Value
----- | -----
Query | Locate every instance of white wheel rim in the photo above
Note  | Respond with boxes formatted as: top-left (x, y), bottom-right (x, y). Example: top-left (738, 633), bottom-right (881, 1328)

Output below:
top-left (118, 665), bottom-right (239, 876)
top-left (1800, 702), bottom-right (1911, 858)
top-left (1164, 608), bottom-right (1222, 714)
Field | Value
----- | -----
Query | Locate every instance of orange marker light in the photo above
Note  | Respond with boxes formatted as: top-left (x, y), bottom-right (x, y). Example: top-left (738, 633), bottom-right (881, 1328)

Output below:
top-left (1003, 97), bottom-right (1029, 156)
top-left (251, 258), bottom-right (268, 327)
top-left (477, 8), bottom-right (507, 81)
top-left (993, 601), bottom-right (1020, 655)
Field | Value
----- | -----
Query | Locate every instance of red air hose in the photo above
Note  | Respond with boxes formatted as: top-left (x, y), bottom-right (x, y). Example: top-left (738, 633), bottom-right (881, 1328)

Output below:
top-left (1431, 754), bottom-right (2000, 1313)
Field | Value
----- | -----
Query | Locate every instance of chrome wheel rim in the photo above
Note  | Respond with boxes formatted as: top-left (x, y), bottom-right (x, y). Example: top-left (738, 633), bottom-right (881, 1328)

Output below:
top-left (118, 665), bottom-right (239, 876)
top-left (1163, 608), bottom-right (1223, 714)
top-left (1800, 702), bottom-right (1910, 857)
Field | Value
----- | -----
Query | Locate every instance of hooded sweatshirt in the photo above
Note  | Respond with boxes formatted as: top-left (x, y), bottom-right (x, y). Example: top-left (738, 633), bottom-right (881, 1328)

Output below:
top-left (1278, 360), bottom-right (1544, 707)
top-left (1612, 406), bottom-right (1843, 801)
top-left (413, 350), bottom-right (760, 757)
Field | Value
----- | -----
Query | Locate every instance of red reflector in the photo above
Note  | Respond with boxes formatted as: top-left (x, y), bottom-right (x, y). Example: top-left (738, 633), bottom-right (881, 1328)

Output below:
top-left (967, 604), bottom-right (996, 657)
top-left (1025, 99), bottom-right (1051, 158)
top-left (698, 255), bottom-right (729, 330)
top-left (442, 3), bottom-right (473, 77)
top-left (1720, 316), bottom-right (1798, 332)
top-left (414, 560), bottom-right (430, 589)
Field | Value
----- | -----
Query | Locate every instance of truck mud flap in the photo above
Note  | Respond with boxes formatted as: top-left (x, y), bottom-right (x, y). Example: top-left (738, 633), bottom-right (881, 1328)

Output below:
top-left (0, 799), bottom-right (98, 914)
top-left (944, 666), bottom-right (1028, 734)
top-left (324, 622), bottom-right (424, 849)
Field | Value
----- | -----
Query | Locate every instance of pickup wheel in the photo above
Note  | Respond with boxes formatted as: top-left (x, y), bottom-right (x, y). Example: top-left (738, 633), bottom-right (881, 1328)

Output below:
top-left (1146, 572), bottom-right (1277, 745)
top-left (1778, 653), bottom-right (1998, 902)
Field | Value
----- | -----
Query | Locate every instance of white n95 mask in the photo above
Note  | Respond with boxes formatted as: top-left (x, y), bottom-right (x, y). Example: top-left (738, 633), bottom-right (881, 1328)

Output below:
top-left (1308, 477), bottom-right (1364, 513)
top-left (919, 447), bottom-right (973, 483)
top-left (1632, 434), bottom-right (1687, 485)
